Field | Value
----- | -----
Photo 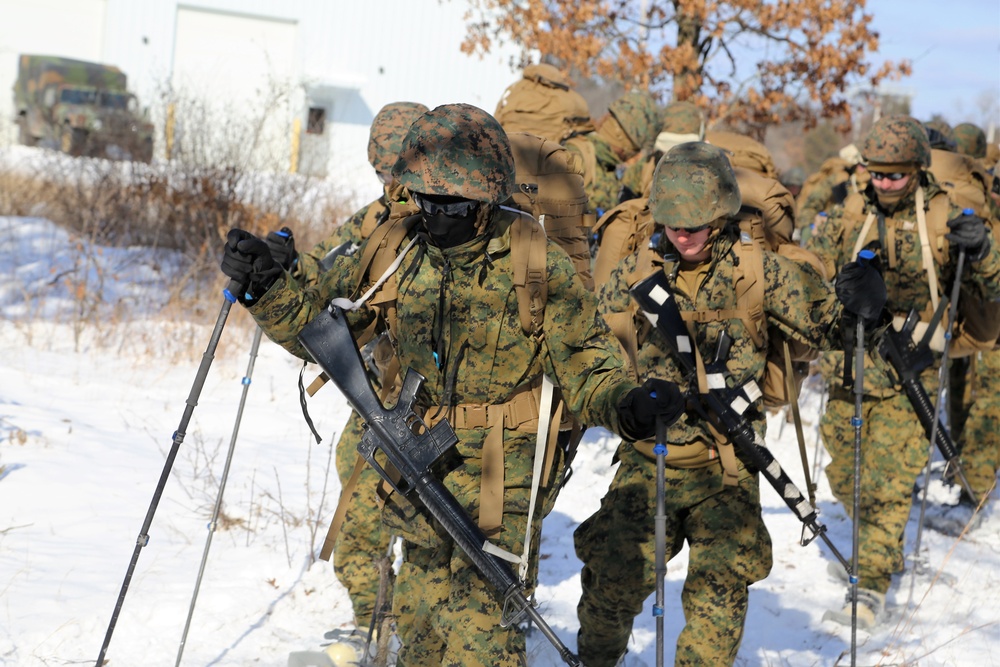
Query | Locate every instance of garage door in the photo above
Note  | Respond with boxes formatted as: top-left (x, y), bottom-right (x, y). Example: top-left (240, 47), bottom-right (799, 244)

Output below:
top-left (171, 7), bottom-right (298, 168)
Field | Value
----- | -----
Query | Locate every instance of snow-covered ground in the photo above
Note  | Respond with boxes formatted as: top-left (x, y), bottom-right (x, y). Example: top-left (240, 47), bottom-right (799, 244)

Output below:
top-left (1, 215), bottom-right (998, 667)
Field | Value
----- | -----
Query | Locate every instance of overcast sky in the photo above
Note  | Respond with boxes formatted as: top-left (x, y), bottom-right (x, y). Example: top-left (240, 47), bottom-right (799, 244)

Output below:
top-left (868, 1), bottom-right (1000, 132)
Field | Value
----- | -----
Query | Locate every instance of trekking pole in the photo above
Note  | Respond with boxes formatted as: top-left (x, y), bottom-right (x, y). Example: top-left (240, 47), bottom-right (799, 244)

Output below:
top-left (95, 279), bottom-right (244, 667)
top-left (653, 415), bottom-right (669, 667)
top-left (810, 380), bottom-right (828, 487)
top-left (908, 245), bottom-right (967, 607)
top-left (175, 325), bottom-right (263, 666)
top-left (365, 534), bottom-right (399, 667)
top-left (849, 296), bottom-right (867, 667)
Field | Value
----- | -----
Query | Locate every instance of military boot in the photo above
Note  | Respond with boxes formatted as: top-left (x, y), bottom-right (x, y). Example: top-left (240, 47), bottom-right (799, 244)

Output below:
top-left (822, 588), bottom-right (885, 630)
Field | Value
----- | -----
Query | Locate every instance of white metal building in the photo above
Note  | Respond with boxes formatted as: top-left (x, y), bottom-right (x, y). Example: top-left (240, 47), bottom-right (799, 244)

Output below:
top-left (0, 0), bottom-right (524, 205)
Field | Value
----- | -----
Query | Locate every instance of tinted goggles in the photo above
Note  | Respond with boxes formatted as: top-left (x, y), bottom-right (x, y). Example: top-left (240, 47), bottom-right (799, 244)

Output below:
top-left (666, 224), bottom-right (710, 233)
top-left (869, 171), bottom-right (908, 182)
top-left (412, 192), bottom-right (480, 217)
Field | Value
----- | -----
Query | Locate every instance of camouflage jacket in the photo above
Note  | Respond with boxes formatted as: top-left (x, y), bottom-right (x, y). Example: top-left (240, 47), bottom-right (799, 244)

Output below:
top-left (564, 133), bottom-right (623, 216)
top-left (249, 207), bottom-right (637, 451)
top-left (805, 178), bottom-right (1000, 395)
top-left (600, 225), bottom-right (843, 452)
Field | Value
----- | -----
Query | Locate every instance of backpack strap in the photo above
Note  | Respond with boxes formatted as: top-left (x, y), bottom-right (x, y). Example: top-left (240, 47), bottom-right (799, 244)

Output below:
top-left (510, 214), bottom-right (548, 336)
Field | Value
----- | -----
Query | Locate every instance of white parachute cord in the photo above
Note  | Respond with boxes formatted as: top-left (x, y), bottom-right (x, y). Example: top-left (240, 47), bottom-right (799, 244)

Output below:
top-left (329, 236), bottom-right (420, 311)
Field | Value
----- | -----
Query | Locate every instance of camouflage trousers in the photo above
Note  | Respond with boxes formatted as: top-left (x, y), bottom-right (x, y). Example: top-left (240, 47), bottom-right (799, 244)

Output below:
top-left (957, 349), bottom-right (1000, 501)
top-left (575, 444), bottom-right (772, 667)
top-left (387, 429), bottom-right (561, 667)
top-left (821, 389), bottom-right (927, 593)
top-left (333, 410), bottom-right (392, 626)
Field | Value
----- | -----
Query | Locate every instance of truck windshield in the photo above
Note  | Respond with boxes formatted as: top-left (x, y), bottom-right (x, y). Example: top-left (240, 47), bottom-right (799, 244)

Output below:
top-left (60, 88), bottom-right (98, 105)
top-left (99, 92), bottom-right (131, 110)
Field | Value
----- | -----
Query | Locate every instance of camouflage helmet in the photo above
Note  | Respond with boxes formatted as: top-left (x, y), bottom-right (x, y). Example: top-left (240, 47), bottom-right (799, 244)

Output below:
top-left (953, 122), bottom-right (987, 159)
top-left (923, 122), bottom-right (957, 152)
top-left (780, 166), bottom-right (806, 187)
top-left (391, 103), bottom-right (516, 204)
top-left (368, 102), bottom-right (430, 174)
top-left (660, 101), bottom-right (705, 138)
top-left (649, 142), bottom-right (741, 229)
top-left (861, 115), bottom-right (931, 168)
top-left (608, 91), bottom-right (660, 150)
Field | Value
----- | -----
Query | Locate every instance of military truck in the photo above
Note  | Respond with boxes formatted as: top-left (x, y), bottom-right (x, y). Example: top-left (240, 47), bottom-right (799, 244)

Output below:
top-left (13, 54), bottom-right (154, 162)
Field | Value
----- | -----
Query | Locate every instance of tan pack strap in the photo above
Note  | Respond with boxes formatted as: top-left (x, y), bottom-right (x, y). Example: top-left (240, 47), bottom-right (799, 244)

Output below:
top-left (359, 201), bottom-right (384, 239)
top-left (914, 186), bottom-right (941, 314)
top-left (783, 338), bottom-right (816, 505)
top-left (319, 454), bottom-right (367, 561)
top-left (378, 356), bottom-right (401, 404)
top-left (734, 227), bottom-right (767, 348)
top-left (511, 216), bottom-right (548, 336)
top-left (306, 372), bottom-right (329, 397)
top-left (480, 419), bottom-right (505, 536)
top-left (706, 420), bottom-right (741, 486)
top-left (423, 384), bottom-right (543, 536)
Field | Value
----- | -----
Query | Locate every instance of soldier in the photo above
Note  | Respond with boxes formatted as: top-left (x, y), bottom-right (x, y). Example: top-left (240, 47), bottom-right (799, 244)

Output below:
top-left (804, 115), bottom-right (1000, 628)
top-left (926, 160), bottom-right (1000, 535)
top-left (563, 90), bottom-right (660, 216)
top-left (270, 101), bottom-right (427, 664)
top-left (796, 143), bottom-right (869, 242)
top-left (592, 126), bottom-right (796, 286)
top-left (220, 103), bottom-right (683, 667)
top-left (577, 142), bottom-right (885, 666)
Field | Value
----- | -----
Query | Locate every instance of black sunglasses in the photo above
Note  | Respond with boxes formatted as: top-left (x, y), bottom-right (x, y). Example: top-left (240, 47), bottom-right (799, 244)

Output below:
top-left (870, 172), bottom-right (908, 182)
top-left (666, 224), bottom-right (710, 233)
top-left (412, 192), bottom-right (480, 217)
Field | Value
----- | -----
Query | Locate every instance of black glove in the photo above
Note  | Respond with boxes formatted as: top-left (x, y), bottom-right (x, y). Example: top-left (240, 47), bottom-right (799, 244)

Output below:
top-left (220, 229), bottom-right (281, 304)
top-left (945, 211), bottom-right (990, 262)
top-left (265, 226), bottom-right (298, 271)
top-left (616, 378), bottom-right (685, 442)
top-left (835, 253), bottom-right (887, 328)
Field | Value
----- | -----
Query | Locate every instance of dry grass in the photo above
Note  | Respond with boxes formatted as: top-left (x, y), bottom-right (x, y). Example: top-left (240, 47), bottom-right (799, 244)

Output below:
top-left (0, 84), bottom-right (355, 355)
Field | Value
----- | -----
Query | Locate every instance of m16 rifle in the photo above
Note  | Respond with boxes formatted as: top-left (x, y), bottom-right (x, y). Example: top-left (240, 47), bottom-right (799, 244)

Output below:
top-left (876, 308), bottom-right (977, 501)
top-left (630, 271), bottom-right (852, 574)
top-left (297, 304), bottom-right (583, 667)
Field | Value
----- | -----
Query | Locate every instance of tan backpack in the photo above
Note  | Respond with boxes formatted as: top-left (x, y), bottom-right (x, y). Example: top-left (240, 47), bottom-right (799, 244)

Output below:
top-left (507, 132), bottom-right (596, 290)
top-left (929, 148), bottom-right (992, 219)
top-left (494, 64), bottom-right (596, 144)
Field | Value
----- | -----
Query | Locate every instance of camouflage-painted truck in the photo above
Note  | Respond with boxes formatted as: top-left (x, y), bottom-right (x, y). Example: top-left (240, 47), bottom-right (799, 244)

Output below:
top-left (13, 54), bottom-right (154, 162)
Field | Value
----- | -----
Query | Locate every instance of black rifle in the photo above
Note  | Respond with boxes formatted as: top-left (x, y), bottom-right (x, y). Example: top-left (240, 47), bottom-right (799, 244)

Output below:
top-left (630, 271), bottom-right (852, 574)
top-left (297, 304), bottom-right (583, 667)
top-left (876, 309), bottom-right (977, 500)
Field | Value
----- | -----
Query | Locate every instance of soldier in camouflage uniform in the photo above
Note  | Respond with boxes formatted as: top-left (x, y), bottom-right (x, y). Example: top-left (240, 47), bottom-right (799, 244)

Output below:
top-left (576, 142), bottom-right (884, 666)
top-left (804, 115), bottom-right (1000, 627)
top-left (927, 161), bottom-right (1000, 535)
top-left (796, 143), bottom-right (869, 243)
top-left (300, 102), bottom-right (427, 659)
top-left (563, 90), bottom-right (660, 216)
top-left (221, 103), bottom-right (684, 667)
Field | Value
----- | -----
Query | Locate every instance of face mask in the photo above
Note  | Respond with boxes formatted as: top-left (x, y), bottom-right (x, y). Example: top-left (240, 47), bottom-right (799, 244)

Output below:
top-left (413, 192), bottom-right (481, 248)
top-left (421, 211), bottom-right (479, 247)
